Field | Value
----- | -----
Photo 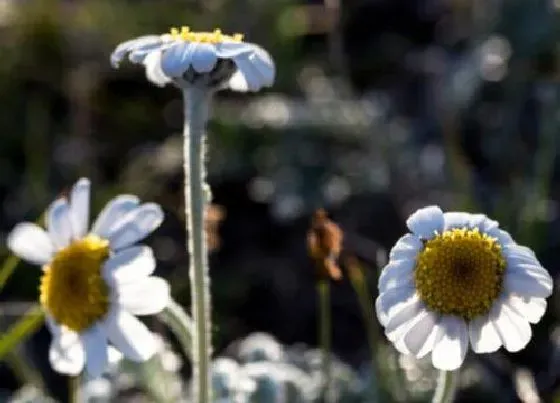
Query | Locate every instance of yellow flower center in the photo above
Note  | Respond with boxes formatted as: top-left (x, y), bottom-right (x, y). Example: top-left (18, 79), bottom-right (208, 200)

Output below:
top-left (414, 228), bottom-right (506, 320)
top-left (40, 235), bottom-right (111, 332)
top-left (168, 26), bottom-right (244, 43)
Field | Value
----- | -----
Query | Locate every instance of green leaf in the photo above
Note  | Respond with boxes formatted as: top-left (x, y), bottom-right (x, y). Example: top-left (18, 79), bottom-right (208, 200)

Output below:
top-left (0, 305), bottom-right (44, 361)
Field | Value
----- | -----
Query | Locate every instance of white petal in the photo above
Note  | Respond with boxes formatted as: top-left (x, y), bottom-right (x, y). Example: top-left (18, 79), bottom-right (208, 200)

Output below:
top-left (504, 269), bottom-right (553, 298)
top-left (110, 35), bottom-right (163, 67)
top-left (103, 309), bottom-right (157, 362)
top-left (191, 43), bottom-right (219, 73)
top-left (507, 295), bottom-right (547, 324)
top-left (486, 227), bottom-right (515, 247)
top-left (469, 312), bottom-right (501, 353)
top-left (443, 212), bottom-right (472, 230)
top-left (385, 295), bottom-right (424, 340)
top-left (375, 285), bottom-right (415, 326)
top-left (7, 223), bottom-right (53, 265)
top-left (81, 324), bottom-right (109, 378)
top-left (503, 244), bottom-right (541, 268)
top-left (47, 198), bottom-right (73, 249)
top-left (49, 328), bottom-right (85, 375)
top-left (402, 310), bottom-right (439, 358)
top-left (69, 178), bottom-right (90, 239)
top-left (228, 44), bottom-right (275, 92)
top-left (117, 276), bottom-right (170, 315)
top-left (388, 234), bottom-right (423, 261)
top-left (478, 216), bottom-right (499, 232)
top-left (431, 316), bottom-right (468, 371)
top-left (161, 41), bottom-right (195, 77)
top-left (102, 246), bottom-right (156, 285)
top-left (492, 302), bottom-right (532, 352)
top-left (508, 262), bottom-right (552, 283)
top-left (406, 205), bottom-right (444, 240)
top-left (92, 195), bottom-right (140, 239)
top-left (143, 50), bottom-right (172, 87)
top-left (105, 203), bottom-right (164, 250)
top-left (378, 259), bottom-right (415, 292)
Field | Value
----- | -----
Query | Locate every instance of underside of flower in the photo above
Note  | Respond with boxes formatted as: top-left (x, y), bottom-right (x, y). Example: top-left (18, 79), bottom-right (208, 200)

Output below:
top-left (414, 228), bottom-right (506, 320)
top-left (40, 235), bottom-right (110, 332)
top-left (168, 26), bottom-right (244, 43)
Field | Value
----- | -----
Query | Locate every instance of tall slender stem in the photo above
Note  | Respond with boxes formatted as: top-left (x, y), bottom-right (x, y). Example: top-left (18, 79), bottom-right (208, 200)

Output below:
top-left (69, 375), bottom-right (80, 403)
top-left (318, 279), bottom-right (332, 402)
top-left (432, 370), bottom-right (458, 403)
top-left (182, 86), bottom-right (212, 403)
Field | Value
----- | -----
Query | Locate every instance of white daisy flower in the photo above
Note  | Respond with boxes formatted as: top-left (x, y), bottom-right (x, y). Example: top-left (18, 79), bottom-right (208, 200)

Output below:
top-left (7, 178), bottom-right (170, 378)
top-left (376, 205), bottom-right (554, 371)
top-left (110, 26), bottom-right (275, 92)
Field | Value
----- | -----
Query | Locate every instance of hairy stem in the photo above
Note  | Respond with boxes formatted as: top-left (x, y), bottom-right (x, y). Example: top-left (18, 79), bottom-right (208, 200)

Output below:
top-left (69, 375), bottom-right (80, 403)
top-left (318, 279), bottom-right (332, 402)
top-left (432, 370), bottom-right (458, 403)
top-left (182, 87), bottom-right (212, 403)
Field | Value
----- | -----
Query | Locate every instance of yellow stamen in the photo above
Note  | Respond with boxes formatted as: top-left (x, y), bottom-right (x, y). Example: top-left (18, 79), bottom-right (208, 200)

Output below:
top-left (40, 235), bottom-right (110, 332)
top-left (168, 26), bottom-right (244, 43)
top-left (414, 228), bottom-right (506, 320)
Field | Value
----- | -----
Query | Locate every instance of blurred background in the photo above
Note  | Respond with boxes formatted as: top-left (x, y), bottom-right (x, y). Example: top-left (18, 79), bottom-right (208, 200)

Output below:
top-left (0, 0), bottom-right (559, 401)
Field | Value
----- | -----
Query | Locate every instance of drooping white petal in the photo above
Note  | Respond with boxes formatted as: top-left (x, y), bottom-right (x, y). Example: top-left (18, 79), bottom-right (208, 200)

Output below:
top-left (385, 295), bottom-right (424, 340)
top-left (375, 285), bottom-right (415, 326)
top-left (49, 328), bottom-right (85, 375)
top-left (406, 205), bottom-right (444, 240)
top-left (191, 43), bottom-right (219, 73)
top-left (388, 234), bottom-right (423, 261)
top-left (504, 268), bottom-right (553, 298)
top-left (378, 259), bottom-right (415, 291)
top-left (508, 262), bottom-right (552, 283)
top-left (129, 41), bottom-right (171, 64)
top-left (47, 198), bottom-right (73, 249)
top-left (105, 203), bottom-right (164, 250)
top-left (469, 312), bottom-right (501, 353)
top-left (81, 324), bottom-right (109, 378)
top-left (117, 276), bottom-right (170, 315)
top-left (443, 212), bottom-right (472, 230)
top-left (228, 44), bottom-right (275, 92)
top-left (160, 41), bottom-right (196, 77)
top-left (486, 227), bottom-right (515, 247)
top-left (143, 50), bottom-right (172, 87)
top-left (477, 215), bottom-right (499, 232)
top-left (492, 303), bottom-right (532, 352)
top-left (507, 295), bottom-right (547, 324)
top-left (102, 246), bottom-right (156, 285)
top-left (503, 244), bottom-right (541, 269)
top-left (7, 223), bottom-right (53, 265)
top-left (110, 35), bottom-right (163, 68)
top-left (402, 310), bottom-right (439, 358)
top-left (431, 316), bottom-right (468, 371)
top-left (103, 309), bottom-right (158, 362)
top-left (69, 178), bottom-right (90, 239)
top-left (92, 195), bottom-right (140, 239)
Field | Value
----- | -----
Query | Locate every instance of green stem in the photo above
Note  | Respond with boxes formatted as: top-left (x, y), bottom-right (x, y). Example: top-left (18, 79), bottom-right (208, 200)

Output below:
top-left (157, 299), bottom-right (194, 360)
top-left (348, 267), bottom-right (381, 401)
top-left (182, 86), bottom-right (212, 403)
top-left (432, 370), bottom-right (458, 403)
top-left (69, 375), bottom-right (80, 403)
top-left (318, 279), bottom-right (332, 402)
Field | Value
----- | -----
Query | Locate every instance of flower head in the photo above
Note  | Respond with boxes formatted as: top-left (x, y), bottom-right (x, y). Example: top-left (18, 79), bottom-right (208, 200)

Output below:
top-left (111, 26), bottom-right (275, 92)
top-left (376, 206), bottom-right (553, 371)
top-left (7, 178), bottom-right (170, 377)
